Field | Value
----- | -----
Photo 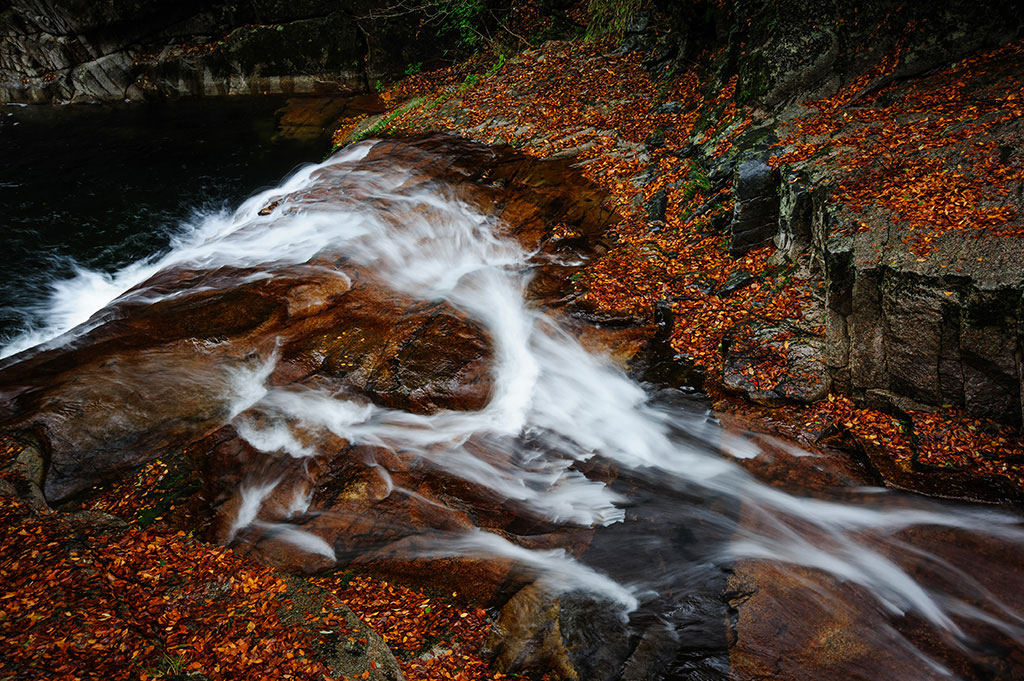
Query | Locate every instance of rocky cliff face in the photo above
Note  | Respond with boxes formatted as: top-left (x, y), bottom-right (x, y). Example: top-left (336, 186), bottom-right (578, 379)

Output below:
top-left (792, 155), bottom-right (1024, 427)
top-left (0, 0), bottom-right (457, 103)
top-left (659, 0), bottom-right (1024, 425)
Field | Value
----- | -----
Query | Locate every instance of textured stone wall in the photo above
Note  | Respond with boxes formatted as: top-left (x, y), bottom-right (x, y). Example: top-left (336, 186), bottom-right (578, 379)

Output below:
top-left (673, 0), bottom-right (1024, 423)
top-left (0, 0), bottom-right (455, 103)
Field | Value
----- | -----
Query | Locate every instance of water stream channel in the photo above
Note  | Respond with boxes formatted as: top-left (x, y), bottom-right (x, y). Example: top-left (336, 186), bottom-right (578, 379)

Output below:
top-left (2, 99), bottom-right (1023, 680)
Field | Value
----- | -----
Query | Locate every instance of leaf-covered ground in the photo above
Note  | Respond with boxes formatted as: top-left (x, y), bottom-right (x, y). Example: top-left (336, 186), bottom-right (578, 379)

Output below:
top-left (0, 441), bottom-right (504, 681)
top-left (340, 32), bottom-right (1024, 490)
top-left (771, 41), bottom-right (1024, 255)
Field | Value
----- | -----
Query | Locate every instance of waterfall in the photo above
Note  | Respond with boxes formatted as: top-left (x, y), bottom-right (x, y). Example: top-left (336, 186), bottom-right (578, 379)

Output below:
top-left (4, 139), bottom-right (1023, 679)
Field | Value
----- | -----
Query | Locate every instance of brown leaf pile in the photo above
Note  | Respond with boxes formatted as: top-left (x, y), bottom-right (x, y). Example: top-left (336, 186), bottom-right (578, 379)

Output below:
top-left (317, 574), bottom-right (525, 681)
top-left (771, 40), bottom-right (1024, 256)
top-left (0, 492), bottom-right (339, 680)
top-left (0, 437), bottom-right (508, 680)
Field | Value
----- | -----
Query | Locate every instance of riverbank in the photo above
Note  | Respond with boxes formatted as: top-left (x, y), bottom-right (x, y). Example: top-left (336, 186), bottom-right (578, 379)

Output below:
top-left (334, 28), bottom-right (1024, 502)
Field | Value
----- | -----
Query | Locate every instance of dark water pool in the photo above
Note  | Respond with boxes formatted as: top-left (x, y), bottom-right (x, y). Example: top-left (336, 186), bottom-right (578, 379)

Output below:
top-left (0, 94), bottom-right (378, 342)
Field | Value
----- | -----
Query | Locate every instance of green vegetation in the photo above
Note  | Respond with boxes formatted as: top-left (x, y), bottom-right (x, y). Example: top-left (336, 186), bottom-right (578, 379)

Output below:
top-left (394, 0), bottom-right (497, 50)
top-left (586, 0), bottom-right (646, 38)
top-left (141, 652), bottom-right (189, 679)
top-left (399, 0), bottom-right (647, 54)
top-left (737, 50), bottom-right (770, 105)
top-left (680, 162), bottom-right (712, 203)
top-left (349, 98), bottom-right (426, 144)
top-left (441, 0), bottom-right (488, 47)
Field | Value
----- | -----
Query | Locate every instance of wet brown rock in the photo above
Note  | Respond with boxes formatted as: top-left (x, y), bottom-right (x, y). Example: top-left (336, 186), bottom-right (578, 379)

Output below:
top-left (283, 292), bottom-right (494, 414)
top-left (488, 155), bottom-right (618, 251)
top-left (727, 493), bottom-right (1024, 681)
top-left (4, 348), bottom-right (259, 503)
top-left (192, 423), bottom-right (554, 604)
top-left (348, 536), bottom-right (516, 607)
top-left (0, 134), bottom-right (625, 502)
top-left (0, 135), bottom-right (626, 622)
top-left (727, 561), bottom-right (941, 681)
top-left (0, 268), bottom-right (493, 504)
top-left (485, 583), bottom-right (578, 679)
top-left (191, 425), bottom-right (521, 596)
top-left (484, 583), bottom-right (638, 681)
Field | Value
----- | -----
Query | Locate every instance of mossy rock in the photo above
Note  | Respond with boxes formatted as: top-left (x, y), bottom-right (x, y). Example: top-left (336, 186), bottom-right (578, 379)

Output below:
top-left (277, 576), bottom-right (404, 681)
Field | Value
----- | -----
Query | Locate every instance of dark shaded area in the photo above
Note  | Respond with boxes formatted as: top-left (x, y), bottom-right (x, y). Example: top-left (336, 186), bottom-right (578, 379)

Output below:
top-left (0, 95), bottom-right (359, 341)
top-left (641, 0), bottom-right (1024, 109)
top-left (0, 0), bottom-right (510, 103)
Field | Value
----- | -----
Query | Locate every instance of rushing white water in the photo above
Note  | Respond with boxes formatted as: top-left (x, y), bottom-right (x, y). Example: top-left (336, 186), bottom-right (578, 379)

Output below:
top-left (6, 140), bottom-right (1024, 677)
top-left (0, 144), bottom-right (373, 360)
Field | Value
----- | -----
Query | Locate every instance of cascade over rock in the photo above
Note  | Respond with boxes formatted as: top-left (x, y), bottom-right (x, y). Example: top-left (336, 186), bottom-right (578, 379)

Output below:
top-left (0, 134), bottom-right (625, 603)
top-left (5, 2), bottom-right (1024, 678)
top-left (4, 125), bottom-right (1024, 681)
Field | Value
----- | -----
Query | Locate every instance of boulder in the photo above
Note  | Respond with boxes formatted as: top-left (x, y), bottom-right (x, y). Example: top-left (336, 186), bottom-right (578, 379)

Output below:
top-left (723, 0), bottom-right (1021, 110)
top-left (727, 524), bottom-right (1024, 681)
top-left (0, 268), bottom-right (494, 503)
top-left (484, 584), bottom-right (631, 681)
top-left (716, 269), bottom-right (757, 297)
top-left (729, 160), bottom-right (779, 256)
top-left (804, 178), bottom-right (1024, 425)
top-left (674, 0), bottom-right (1024, 425)
top-left (773, 166), bottom-right (813, 261)
top-left (722, 319), bottom-right (828, 405)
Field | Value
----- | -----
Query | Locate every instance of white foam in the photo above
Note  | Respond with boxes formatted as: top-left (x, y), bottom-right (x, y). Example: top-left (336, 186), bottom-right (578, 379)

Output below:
top-left (0, 143), bottom-right (376, 360)
top-left (257, 522), bottom-right (336, 560)
top-left (421, 529), bottom-right (640, 612)
top-left (229, 478), bottom-right (281, 541)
